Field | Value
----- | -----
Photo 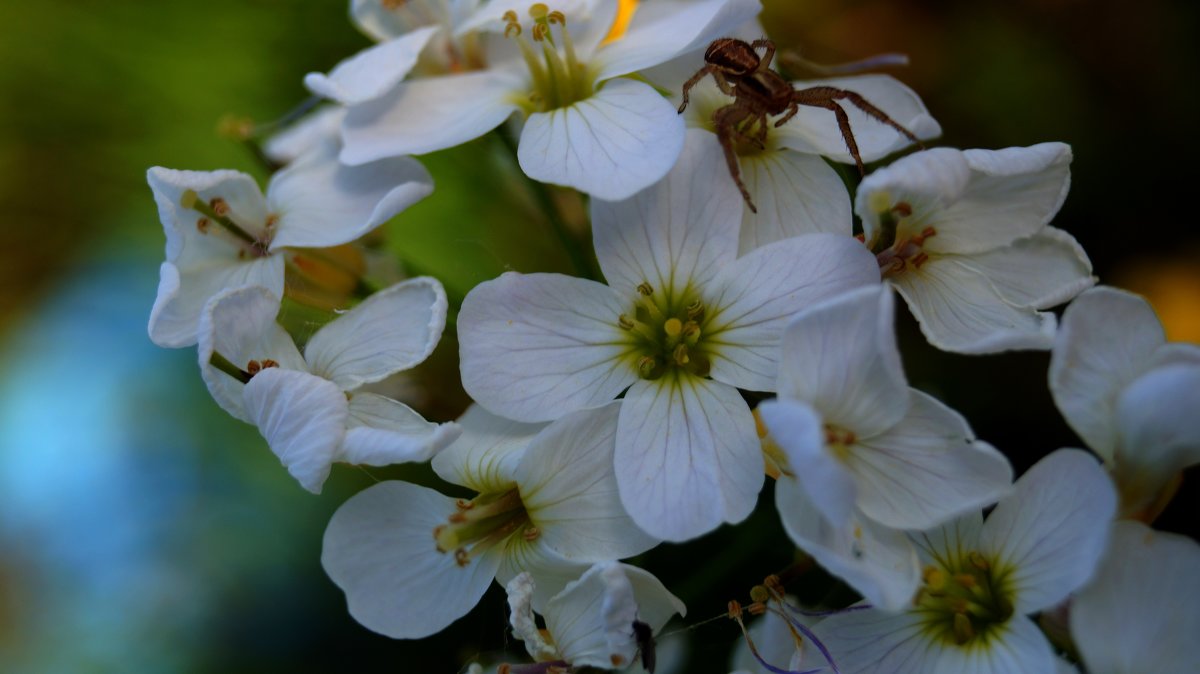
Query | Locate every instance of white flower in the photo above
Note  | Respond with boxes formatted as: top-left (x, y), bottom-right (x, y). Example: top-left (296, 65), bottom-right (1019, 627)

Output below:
top-left (812, 449), bottom-right (1117, 674)
top-left (197, 280), bottom-right (455, 493)
top-left (1050, 286), bottom-right (1200, 516)
top-left (858, 143), bottom-right (1094, 353)
top-left (758, 285), bottom-right (1012, 610)
top-left (505, 562), bottom-right (685, 670)
top-left (339, 0), bottom-right (762, 199)
top-left (673, 70), bottom-right (939, 254)
top-left (263, 106), bottom-right (347, 165)
top-left (321, 402), bottom-right (659, 639)
top-left (1070, 520), bottom-right (1200, 674)
top-left (147, 140), bottom-right (432, 347)
top-left (459, 130), bottom-right (879, 542)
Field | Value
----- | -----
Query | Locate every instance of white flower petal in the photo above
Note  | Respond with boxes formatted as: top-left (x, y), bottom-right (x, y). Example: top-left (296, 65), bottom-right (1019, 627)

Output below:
top-left (196, 284), bottom-right (304, 422)
top-left (431, 404), bottom-right (543, 493)
top-left (705, 233), bottom-right (881, 392)
top-left (151, 254), bottom-right (285, 349)
top-left (352, 0), bottom-right (463, 40)
top-left (979, 449), bottom-right (1116, 614)
top-left (340, 392), bottom-right (461, 467)
top-left (266, 140), bottom-right (433, 251)
top-left (616, 377), bottom-right (762, 542)
top-left (775, 478), bottom-right (919, 611)
top-left (890, 255), bottom-right (1058, 354)
top-left (965, 228), bottom-right (1094, 309)
top-left (774, 285), bottom-right (908, 438)
top-left (147, 167), bottom-right (269, 262)
top-left (812, 604), bottom-right (938, 673)
top-left (305, 26), bottom-right (440, 105)
top-left (591, 128), bottom-right (741, 297)
top-left (758, 398), bottom-right (857, 529)
top-left (495, 536), bottom-right (590, 610)
top-left (1113, 364), bottom-right (1200, 512)
top-left (910, 511), bottom-right (985, 570)
top-left (546, 562), bottom-right (685, 669)
top-left (737, 148), bottom-right (853, 254)
top-left (340, 68), bottom-right (523, 164)
top-left (517, 79), bottom-right (685, 200)
top-left (242, 368), bottom-right (349, 494)
top-left (458, 272), bottom-right (632, 423)
top-left (595, 0), bottom-right (762, 80)
top-left (516, 403), bottom-right (659, 561)
top-left (927, 614), bottom-right (1056, 674)
top-left (1072, 521), bottom-right (1200, 674)
top-left (858, 144), bottom-right (1072, 256)
top-left (853, 395), bottom-right (1012, 531)
top-left (1049, 287), bottom-right (1165, 462)
top-left (457, 0), bottom-right (602, 36)
top-left (305, 277), bottom-right (447, 389)
top-left (774, 74), bottom-right (941, 164)
top-left (263, 106), bottom-right (346, 165)
top-left (506, 573), bottom-right (560, 661)
top-left (322, 481), bottom-right (501, 638)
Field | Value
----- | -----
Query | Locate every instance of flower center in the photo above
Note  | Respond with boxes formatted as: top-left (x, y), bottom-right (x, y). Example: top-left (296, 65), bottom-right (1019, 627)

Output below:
top-left (824, 424), bottom-right (857, 461)
top-left (504, 4), bottom-right (595, 112)
top-left (433, 488), bottom-right (535, 567)
top-left (617, 282), bottom-right (711, 380)
top-left (914, 550), bottom-right (1015, 647)
top-left (181, 189), bottom-right (273, 259)
top-left (865, 192), bottom-right (937, 277)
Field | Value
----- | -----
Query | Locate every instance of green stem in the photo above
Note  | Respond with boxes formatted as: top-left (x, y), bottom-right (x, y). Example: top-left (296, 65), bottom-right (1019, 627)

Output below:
top-left (182, 190), bottom-right (259, 245)
top-left (491, 130), bottom-right (598, 280)
top-left (209, 351), bottom-right (251, 384)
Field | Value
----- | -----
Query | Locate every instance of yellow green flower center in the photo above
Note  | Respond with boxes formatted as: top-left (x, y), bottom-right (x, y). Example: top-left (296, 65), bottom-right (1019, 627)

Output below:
top-left (433, 488), bottom-right (536, 567)
top-left (915, 550), bottom-right (1015, 647)
top-left (867, 192), bottom-right (938, 277)
top-left (618, 282), bottom-right (712, 380)
top-left (504, 4), bottom-right (596, 112)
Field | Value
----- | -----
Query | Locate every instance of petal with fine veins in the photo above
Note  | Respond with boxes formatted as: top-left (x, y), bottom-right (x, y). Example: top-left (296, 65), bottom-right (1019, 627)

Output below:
top-left (151, 254), bottom-right (285, 349)
top-left (304, 26), bottom-right (441, 105)
top-left (340, 392), bottom-right (462, 467)
top-left (1114, 363), bottom-right (1200, 513)
top-left (304, 277), bottom-right (447, 389)
top-left (705, 233), bottom-right (880, 392)
top-left (592, 128), bottom-right (741, 297)
top-left (340, 68), bottom-right (524, 164)
top-left (737, 148), bottom-right (852, 254)
top-left (242, 367), bottom-right (349, 494)
top-left (615, 376), bottom-right (762, 542)
top-left (964, 227), bottom-right (1094, 309)
top-left (431, 404), bottom-right (544, 493)
top-left (459, 272), bottom-right (632, 423)
top-left (322, 481), bottom-right (501, 638)
top-left (518, 79), bottom-right (685, 201)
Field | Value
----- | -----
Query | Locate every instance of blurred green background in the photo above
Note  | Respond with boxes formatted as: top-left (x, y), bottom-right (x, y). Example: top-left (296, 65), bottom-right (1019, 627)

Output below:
top-left (0, 0), bottom-right (1197, 672)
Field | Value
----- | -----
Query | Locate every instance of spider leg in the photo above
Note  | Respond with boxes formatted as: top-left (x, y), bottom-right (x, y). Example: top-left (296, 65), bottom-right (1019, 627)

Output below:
top-left (834, 88), bottom-right (924, 147)
top-left (794, 88), bottom-right (865, 174)
top-left (679, 65), bottom-right (715, 113)
top-left (750, 39), bottom-right (776, 71)
top-left (713, 104), bottom-right (759, 213)
top-left (773, 100), bottom-right (799, 128)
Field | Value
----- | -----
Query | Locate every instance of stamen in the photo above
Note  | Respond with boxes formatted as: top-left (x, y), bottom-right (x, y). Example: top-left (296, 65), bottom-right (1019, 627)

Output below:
top-left (180, 189), bottom-right (262, 249)
top-left (208, 351), bottom-right (251, 384)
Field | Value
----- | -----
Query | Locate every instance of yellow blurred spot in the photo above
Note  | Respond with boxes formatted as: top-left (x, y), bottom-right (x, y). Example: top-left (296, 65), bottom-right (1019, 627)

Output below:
top-left (602, 0), bottom-right (638, 44)
top-left (1114, 253), bottom-right (1200, 342)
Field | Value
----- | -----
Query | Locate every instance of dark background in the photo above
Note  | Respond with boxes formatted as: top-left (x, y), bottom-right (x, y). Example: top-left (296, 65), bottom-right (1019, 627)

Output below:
top-left (0, 0), bottom-right (1196, 672)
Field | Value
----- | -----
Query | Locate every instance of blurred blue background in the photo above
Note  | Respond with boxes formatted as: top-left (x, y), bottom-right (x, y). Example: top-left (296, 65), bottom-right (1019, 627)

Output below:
top-left (1, 1), bottom-right (1197, 672)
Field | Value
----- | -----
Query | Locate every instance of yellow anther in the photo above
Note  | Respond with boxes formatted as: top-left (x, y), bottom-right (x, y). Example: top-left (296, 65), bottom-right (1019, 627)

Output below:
top-left (455, 498), bottom-right (473, 510)
top-left (505, 21), bottom-right (521, 38)
top-left (664, 317), bottom-right (683, 338)
top-left (727, 599), bottom-right (743, 619)
top-left (749, 585), bottom-right (770, 603)
top-left (502, 9), bottom-right (519, 21)
top-left (967, 551), bottom-right (990, 570)
top-left (532, 22), bottom-right (549, 40)
top-left (952, 612), bottom-right (975, 644)
top-left (923, 566), bottom-right (946, 591)
top-left (637, 281), bottom-right (653, 296)
top-left (548, 10), bottom-right (565, 24)
top-left (637, 355), bottom-right (659, 378)
top-left (682, 320), bottom-right (701, 345)
top-left (618, 314), bottom-right (634, 330)
top-left (180, 189), bottom-right (199, 209)
top-left (522, 526), bottom-right (541, 542)
top-left (196, 217), bottom-right (210, 233)
top-left (686, 300), bottom-right (705, 321)
top-left (953, 573), bottom-right (978, 589)
top-left (892, 201), bottom-right (913, 217)
top-left (867, 190), bottom-right (892, 215)
top-left (672, 343), bottom-right (690, 365)
top-left (529, 3), bottom-right (549, 19)
top-left (454, 548), bottom-right (470, 567)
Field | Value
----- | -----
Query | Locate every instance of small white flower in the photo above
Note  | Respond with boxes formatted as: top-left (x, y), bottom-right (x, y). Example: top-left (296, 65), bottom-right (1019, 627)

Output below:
top-left (1050, 286), bottom-right (1200, 516)
top-left (505, 562), bottom-right (685, 670)
top-left (321, 402), bottom-right (659, 639)
top-left (459, 130), bottom-right (879, 542)
top-left (758, 285), bottom-right (1012, 610)
top-left (1070, 520), bottom-right (1200, 674)
top-left (812, 449), bottom-right (1117, 674)
top-left (197, 280), bottom-right (455, 493)
top-left (339, 0), bottom-right (762, 199)
top-left (858, 143), bottom-right (1094, 353)
top-left (147, 140), bottom-right (432, 347)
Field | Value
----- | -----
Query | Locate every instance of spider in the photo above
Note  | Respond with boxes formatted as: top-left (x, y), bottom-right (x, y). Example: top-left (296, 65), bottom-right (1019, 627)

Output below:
top-left (678, 38), bottom-right (923, 213)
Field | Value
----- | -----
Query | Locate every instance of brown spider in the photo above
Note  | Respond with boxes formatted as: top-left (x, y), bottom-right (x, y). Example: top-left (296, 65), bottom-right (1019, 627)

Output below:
top-left (678, 38), bottom-right (924, 213)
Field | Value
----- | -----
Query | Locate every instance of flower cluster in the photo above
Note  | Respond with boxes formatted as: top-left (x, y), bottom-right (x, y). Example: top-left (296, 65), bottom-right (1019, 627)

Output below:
top-left (148, 1), bottom-right (1198, 672)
